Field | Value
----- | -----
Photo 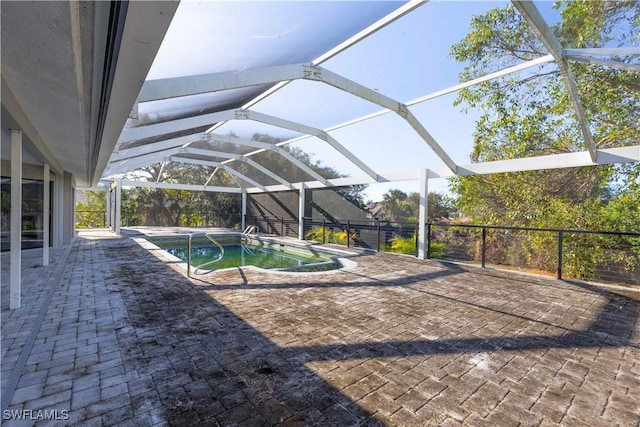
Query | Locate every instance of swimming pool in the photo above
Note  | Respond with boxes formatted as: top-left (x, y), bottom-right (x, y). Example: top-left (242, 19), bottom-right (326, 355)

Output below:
top-left (148, 234), bottom-right (353, 274)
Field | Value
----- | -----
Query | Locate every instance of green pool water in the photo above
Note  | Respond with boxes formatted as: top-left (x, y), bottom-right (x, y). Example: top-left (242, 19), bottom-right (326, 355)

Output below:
top-left (153, 239), bottom-right (332, 271)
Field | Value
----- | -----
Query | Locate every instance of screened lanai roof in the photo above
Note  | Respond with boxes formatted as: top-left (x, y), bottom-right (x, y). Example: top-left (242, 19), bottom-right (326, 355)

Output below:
top-left (101, 0), bottom-right (640, 194)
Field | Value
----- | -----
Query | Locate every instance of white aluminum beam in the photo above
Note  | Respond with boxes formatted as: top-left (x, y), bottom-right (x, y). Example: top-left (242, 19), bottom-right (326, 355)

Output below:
top-left (243, 145), bottom-right (639, 193)
top-left (418, 169), bottom-right (429, 259)
top-left (168, 156), bottom-right (268, 192)
top-left (272, 147), bottom-right (330, 186)
top-left (43, 163), bottom-right (50, 266)
top-left (203, 168), bottom-right (219, 187)
top-left (410, 54), bottom-right (555, 104)
top-left (168, 156), bottom-right (222, 168)
top-left (10, 130), bottom-right (22, 309)
top-left (241, 157), bottom-right (295, 190)
top-left (206, 133), bottom-right (275, 150)
top-left (207, 133), bottom-right (330, 186)
top-left (106, 148), bottom-right (183, 175)
top-left (121, 179), bottom-right (243, 193)
top-left (200, 134), bottom-right (322, 189)
top-left (448, 145), bottom-right (640, 177)
top-left (240, 110), bottom-right (381, 181)
top-left (298, 182), bottom-right (306, 240)
top-left (303, 65), bottom-right (457, 173)
top-left (512, 0), bottom-right (597, 161)
top-left (221, 165), bottom-right (268, 192)
top-left (111, 144), bottom-right (239, 172)
top-left (178, 148), bottom-right (241, 160)
top-left (566, 55), bottom-right (640, 72)
top-left (114, 179), bottom-right (122, 235)
top-left (259, 55), bottom-right (560, 155)
top-left (112, 133), bottom-right (208, 161)
top-left (138, 63), bottom-right (308, 102)
top-left (117, 109), bottom-right (236, 144)
top-left (564, 47), bottom-right (640, 56)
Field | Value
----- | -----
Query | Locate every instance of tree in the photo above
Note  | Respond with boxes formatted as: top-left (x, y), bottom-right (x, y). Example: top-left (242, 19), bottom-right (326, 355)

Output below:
top-left (379, 189), bottom-right (455, 222)
top-left (76, 191), bottom-right (107, 228)
top-left (449, 1), bottom-right (640, 231)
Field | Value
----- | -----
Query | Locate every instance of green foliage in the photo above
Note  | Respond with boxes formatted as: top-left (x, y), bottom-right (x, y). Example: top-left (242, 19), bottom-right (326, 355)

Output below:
top-left (76, 191), bottom-right (107, 228)
top-left (386, 234), bottom-right (446, 257)
top-left (428, 241), bottom-right (447, 258)
top-left (388, 234), bottom-right (417, 255)
top-left (447, 1), bottom-right (640, 280)
top-left (304, 227), bottom-right (357, 245)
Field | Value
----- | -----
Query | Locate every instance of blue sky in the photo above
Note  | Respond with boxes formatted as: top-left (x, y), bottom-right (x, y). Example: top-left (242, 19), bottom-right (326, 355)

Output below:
top-left (148, 1), bottom-right (563, 202)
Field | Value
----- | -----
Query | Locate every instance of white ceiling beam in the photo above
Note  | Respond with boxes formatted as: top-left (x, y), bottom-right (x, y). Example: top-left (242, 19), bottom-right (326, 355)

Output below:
top-left (117, 109), bottom-right (236, 144)
top-left (564, 47), bottom-right (640, 56)
top-left (512, 0), bottom-right (597, 162)
top-left (179, 147), bottom-right (241, 160)
top-left (117, 145), bottom-right (639, 195)
top-left (566, 55), bottom-right (640, 72)
top-left (247, 55), bottom-right (561, 155)
top-left (272, 147), bottom-right (330, 186)
top-left (121, 179), bottom-right (242, 193)
top-left (240, 109), bottom-right (382, 181)
top-left (105, 148), bottom-right (181, 175)
top-left (112, 132), bottom-right (207, 161)
top-left (243, 145), bottom-right (640, 193)
top-left (206, 133), bottom-right (274, 150)
top-left (410, 54), bottom-right (555, 104)
top-left (241, 157), bottom-right (295, 190)
top-left (168, 157), bottom-right (268, 192)
top-left (204, 133), bottom-right (328, 185)
top-left (220, 165), bottom-right (268, 192)
top-left (455, 145), bottom-right (640, 177)
top-left (168, 156), bottom-right (221, 168)
top-left (303, 65), bottom-right (457, 173)
top-left (138, 63), bottom-right (307, 102)
top-left (203, 167), bottom-right (219, 187)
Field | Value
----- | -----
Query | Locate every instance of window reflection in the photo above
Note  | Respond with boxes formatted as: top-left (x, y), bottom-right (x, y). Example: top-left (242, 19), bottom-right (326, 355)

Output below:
top-left (0, 178), bottom-right (51, 251)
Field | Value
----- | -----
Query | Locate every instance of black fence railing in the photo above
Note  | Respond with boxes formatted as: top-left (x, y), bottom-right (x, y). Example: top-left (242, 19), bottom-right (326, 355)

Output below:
top-left (249, 216), bottom-right (638, 287)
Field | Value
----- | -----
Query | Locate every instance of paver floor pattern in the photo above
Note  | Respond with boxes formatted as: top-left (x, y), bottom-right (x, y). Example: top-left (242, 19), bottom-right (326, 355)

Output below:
top-left (1, 230), bottom-right (639, 426)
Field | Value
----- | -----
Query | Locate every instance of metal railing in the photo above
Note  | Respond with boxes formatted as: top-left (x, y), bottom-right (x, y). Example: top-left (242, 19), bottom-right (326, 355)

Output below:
top-left (246, 215), bottom-right (639, 286)
top-left (187, 233), bottom-right (225, 277)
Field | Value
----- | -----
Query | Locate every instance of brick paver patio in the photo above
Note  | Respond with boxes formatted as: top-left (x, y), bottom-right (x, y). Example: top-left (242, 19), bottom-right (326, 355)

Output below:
top-left (1, 229), bottom-right (639, 426)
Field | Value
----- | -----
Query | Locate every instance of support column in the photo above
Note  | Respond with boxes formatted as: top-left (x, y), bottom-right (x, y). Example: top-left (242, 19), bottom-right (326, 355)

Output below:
top-left (298, 183), bottom-right (305, 240)
top-left (43, 163), bottom-right (50, 266)
top-left (241, 190), bottom-right (247, 231)
top-left (10, 130), bottom-right (22, 309)
top-left (52, 173), bottom-right (63, 247)
top-left (418, 168), bottom-right (429, 259)
top-left (106, 189), bottom-right (112, 229)
top-left (114, 179), bottom-right (122, 235)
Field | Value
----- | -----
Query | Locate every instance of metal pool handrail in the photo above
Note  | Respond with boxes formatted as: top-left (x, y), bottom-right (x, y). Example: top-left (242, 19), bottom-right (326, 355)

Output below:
top-left (241, 225), bottom-right (259, 245)
top-left (187, 233), bottom-right (225, 277)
